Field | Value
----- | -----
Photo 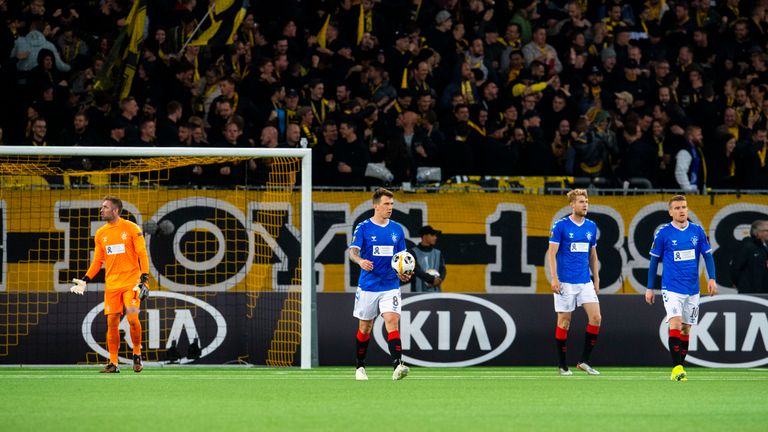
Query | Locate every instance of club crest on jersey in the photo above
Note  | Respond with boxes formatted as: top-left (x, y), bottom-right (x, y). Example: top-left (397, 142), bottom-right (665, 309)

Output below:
top-left (586, 232), bottom-right (592, 241)
top-left (121, 232), bottom-right (128, 240)
top-left (391, 233), bottom-right (398, 242)
top-left (691, 236), bottom-right (698, 246)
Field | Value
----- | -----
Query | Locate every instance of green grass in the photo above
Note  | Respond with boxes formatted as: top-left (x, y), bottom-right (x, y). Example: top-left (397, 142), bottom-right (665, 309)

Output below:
top-left (2, 367), bottom-right (767, 431)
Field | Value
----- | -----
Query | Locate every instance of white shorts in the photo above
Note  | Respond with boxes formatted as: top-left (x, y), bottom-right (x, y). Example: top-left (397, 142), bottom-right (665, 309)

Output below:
top-left (353, 287), bottom-right (402, 321)
top-left (553, 281), bottom-right (599, 313)
top-left (662, 290), bottom-right (700, 325)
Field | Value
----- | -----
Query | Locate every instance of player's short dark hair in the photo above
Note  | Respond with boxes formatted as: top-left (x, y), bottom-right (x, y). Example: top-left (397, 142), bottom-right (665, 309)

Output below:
top-left (372, 188), bottom-right (394, 204)
top-left (668, 195), bottom-right (687, 207)
top-left (103, 196), bottom-right (123, 212)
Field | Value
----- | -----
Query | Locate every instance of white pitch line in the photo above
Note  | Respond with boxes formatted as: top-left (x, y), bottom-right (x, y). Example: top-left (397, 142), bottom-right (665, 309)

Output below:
top-left (1, 374), bottom-right (767, 381)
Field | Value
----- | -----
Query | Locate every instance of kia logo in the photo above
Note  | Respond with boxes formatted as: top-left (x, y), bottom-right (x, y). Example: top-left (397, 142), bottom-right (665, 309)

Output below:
top-left (82, 291), bottom-right (227, 364)
top-left (658, 295), bottom-right (768, 368)
top-left (373, 293), bottom-right (516, 367)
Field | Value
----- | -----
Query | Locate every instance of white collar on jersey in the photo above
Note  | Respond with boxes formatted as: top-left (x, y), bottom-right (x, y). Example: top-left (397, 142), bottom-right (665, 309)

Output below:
top-left (568, 215), bottom-right (586, 227)
top-left (370, 218), bottom-right (391, 228)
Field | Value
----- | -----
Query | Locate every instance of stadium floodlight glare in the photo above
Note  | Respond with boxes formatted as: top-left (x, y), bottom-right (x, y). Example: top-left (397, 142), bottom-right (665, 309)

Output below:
top-left (0, 146), bottom-right (316, 369)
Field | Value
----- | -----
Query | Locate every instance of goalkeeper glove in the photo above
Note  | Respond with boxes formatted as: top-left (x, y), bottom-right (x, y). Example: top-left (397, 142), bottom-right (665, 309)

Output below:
top-left (70, 276), bottom-right (90, 295)
top-left (133, 273), bottom-right (150, 300)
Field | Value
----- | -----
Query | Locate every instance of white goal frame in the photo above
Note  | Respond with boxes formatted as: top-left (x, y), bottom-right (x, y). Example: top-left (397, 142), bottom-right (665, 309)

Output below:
top-left (0, 146), bottom-right (316, 369)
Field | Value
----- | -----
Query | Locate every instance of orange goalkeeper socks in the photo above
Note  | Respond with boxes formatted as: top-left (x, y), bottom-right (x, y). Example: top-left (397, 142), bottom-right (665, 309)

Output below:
top-left (106, 314), bottom-right (120, 365)
top-left (126, 313), bottom-right (142, 356)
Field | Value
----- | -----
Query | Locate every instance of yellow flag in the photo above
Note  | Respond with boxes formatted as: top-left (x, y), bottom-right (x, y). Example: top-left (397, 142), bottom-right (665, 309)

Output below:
top-left (317, 14), bottom-right (331, 49)
top-left (357, 4), bottom-right (364, 45)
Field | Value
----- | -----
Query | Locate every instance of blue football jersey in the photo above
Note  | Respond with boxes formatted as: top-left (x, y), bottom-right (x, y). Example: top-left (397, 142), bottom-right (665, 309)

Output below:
top-left (649, 222), bottom-right (711, 295)
top-left (549, 216), bottom-right (598, 284)
top-left (350, 219), bottom-right (407, 292)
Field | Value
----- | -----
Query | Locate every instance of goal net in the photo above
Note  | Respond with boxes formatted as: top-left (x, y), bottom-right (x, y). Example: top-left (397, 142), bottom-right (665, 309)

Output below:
top-left (0, 146), bottom-right (315, 368)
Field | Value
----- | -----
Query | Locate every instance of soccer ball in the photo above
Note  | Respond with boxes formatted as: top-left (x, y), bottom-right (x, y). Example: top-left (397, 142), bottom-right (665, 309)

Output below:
top-left (391, 251), bottom-right (416, 275)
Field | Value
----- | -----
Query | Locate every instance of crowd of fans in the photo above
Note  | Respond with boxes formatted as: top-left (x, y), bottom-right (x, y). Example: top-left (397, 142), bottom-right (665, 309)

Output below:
top-left (2, 0), bottom-right (768, 190)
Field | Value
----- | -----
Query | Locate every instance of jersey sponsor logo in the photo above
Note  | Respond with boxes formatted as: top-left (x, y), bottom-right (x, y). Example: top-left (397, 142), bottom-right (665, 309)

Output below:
top-left (82, 291), bottom-right (227, 365)
top-left (658, 295), bottom-right (768, 368)
top-left (671, 239), bottom-right (677, 246)
top-left (370, 236), bottom-right (377, 242)
top-left (106, 243), bottom-right (126, 255)
top-left (373, 293), bottom-right (516, 367)
top-left (673, 249), bottom-right (695, 261)
top-left (569, 242), bottom-right (590, 253)
top-left (372, 245), bottom-right (394, 256)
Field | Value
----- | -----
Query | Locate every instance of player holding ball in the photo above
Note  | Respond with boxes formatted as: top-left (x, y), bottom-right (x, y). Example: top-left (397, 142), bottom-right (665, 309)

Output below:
top-left (348, 188), bottom-right (412, 381)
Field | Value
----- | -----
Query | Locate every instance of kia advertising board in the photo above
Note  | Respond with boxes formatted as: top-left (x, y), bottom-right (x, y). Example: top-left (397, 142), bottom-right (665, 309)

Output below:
top-left (318, 294), bottom-right (768, 367)
top-left (1, 293), bottom-right (766, 367)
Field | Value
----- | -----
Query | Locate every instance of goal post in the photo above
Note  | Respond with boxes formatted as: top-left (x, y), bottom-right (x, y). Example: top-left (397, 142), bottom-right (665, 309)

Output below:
top-left (0, 146), bottom-right (316, 369)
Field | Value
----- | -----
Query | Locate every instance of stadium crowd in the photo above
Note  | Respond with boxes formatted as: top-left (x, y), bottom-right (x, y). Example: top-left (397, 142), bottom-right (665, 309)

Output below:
top-left (2, 0), bottom-right (768, 190)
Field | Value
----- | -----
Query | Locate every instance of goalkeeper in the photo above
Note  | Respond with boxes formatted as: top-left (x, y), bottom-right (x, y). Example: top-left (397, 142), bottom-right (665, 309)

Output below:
top-left (70, 196), bottom-right (150, 373)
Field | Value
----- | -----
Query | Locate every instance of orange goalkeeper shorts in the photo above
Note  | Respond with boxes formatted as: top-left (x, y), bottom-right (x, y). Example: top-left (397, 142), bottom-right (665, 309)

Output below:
top-left (103, 285), bottom-right (140, 315)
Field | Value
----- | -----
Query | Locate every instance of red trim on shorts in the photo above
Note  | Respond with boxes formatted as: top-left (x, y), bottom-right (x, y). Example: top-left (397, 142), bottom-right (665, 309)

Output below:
top-left (586, 324), bottom-right (600, 335)
top-left (387, 330), bottom-right (400, 341)
top-left (356, 330), bottom-right (370, 342)
top-left (679, 334), bottom-right (690, 342)
top-left (669, 329), bottom-right (681, 338)
top-left (555, 327), bottom-right (568, 340)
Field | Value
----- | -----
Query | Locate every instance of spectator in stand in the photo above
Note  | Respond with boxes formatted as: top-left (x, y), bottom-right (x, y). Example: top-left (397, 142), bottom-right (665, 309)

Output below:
top-left (523, 26), bottom-right (562, 75)
top-left (113, 97), bottom-right (140, 146)
top-left (21, 117), bottom-right (49, 146)
top-left (59, 112), bottom-right (97, 147)
top-left (313, 122), bottom-right (340, 186)
top-left (675, 126), bottom-right (707, 193)
top-left (156, 101), bottom-right (183, 146)
top-left (708, 133), bottom-right (740, 189)
top-left (137, 118), bottom-right (156, 147)
top-left (335, 118), bottom-right (370, 185)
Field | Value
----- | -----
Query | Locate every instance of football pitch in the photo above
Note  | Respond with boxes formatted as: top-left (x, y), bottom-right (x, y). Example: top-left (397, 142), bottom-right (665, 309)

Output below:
top-left (2, 367), bottom-right (767, 431)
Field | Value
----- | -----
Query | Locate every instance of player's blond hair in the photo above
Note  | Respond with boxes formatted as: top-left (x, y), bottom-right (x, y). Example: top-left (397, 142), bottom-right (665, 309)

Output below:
top-left (668, 195), bottom-right (687, 208)
top-left (567, 189), bottom-right (588, 203)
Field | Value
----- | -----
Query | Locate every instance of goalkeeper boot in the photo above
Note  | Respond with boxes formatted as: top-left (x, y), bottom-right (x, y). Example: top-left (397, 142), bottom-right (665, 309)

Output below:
top-left (133, 354), bottom-right (143, 373)
top-left (355, 367), bottom-right (368, 381)
top-left (392, 361), bottom-right (409, 381)
top-left (670, 365), bottom-right (687, 381)
top-left (576, 362), bottom-right (600, 375)
top-left (100, 363), bottom-right (120, 373)
top-left (558, 367), bottom-right (573, 376)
